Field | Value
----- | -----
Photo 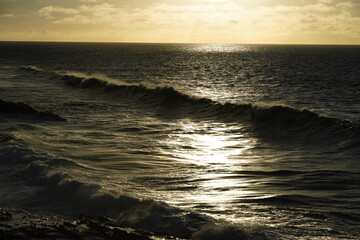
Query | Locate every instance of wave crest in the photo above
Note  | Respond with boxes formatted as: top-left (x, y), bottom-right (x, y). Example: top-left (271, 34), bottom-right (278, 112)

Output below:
top-left (23, 66), bottom-right (359, 142)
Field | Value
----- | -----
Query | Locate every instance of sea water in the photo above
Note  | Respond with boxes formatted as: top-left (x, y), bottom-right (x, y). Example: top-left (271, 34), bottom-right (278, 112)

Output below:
top-left (0, 42), bottom-right (359, 239)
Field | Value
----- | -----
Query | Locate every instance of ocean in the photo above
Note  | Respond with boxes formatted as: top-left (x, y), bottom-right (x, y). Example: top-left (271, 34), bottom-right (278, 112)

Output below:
top-left (0, 42), bottom-right (359, 239)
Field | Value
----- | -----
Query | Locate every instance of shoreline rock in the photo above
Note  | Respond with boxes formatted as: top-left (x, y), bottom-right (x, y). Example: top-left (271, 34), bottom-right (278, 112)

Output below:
top-left (0, 208), bottom-right (179, 240)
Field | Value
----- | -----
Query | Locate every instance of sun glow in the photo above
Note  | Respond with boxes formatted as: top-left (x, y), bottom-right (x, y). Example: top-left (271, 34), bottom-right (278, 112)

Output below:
top-left (1, 0), bottom-right (359, 44)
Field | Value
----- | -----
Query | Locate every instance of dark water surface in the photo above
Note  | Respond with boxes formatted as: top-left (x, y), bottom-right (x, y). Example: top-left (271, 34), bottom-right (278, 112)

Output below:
top-left (0, 42), bottom-right (359, 239)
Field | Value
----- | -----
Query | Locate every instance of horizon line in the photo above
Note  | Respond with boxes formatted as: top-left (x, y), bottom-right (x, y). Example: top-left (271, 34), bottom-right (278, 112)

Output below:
top-left (0, 40), bottom-right (359, 46)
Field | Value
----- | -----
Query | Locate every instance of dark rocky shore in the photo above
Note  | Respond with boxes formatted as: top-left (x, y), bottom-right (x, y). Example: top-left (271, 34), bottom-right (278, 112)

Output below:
top-left (0, 208), bottom-right (179, 240)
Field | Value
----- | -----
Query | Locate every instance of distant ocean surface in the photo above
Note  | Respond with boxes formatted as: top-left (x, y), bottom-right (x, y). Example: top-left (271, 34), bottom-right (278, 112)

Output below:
top-left (0, 42), bottom-right (359, 239)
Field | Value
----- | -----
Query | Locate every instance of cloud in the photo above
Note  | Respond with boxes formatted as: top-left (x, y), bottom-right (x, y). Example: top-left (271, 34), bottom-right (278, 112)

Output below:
top-left (38, 6), bottom-right (80, 19)
top-left (196, 0), bottom-right (230, 2)
top-left (30, 1), bottom-right (360, 43)
top-left (37, 3), bottom-right (120, 23)
top-left (0, 13), bottom-right (14, 17)
top-left (318, 0), bottom-right (332, 3)
top-left (53, 15), bottom-right (91, 24)
top-left (336, 2), bottom-right (355, 8)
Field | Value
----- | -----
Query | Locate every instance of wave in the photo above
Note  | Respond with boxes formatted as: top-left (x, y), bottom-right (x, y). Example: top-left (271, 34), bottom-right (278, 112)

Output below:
top-left (21, 65), bottom-right (43, 73)
top-left (22, 66), bottom-right (360, 142)
top-left (0, 135), bottom-right (46, 165)
top-left (0, 208), bottom-right (267, 240)
top-left (0, 99), bottom-right (66, 122)
top-left (239, 194), bottom-right (322, 206)
top-left (1, 156), bottom-right (269, 240)
top-left (0, 132), bottom-right (266, 239)
top-left (0, 133), bottom-right (14, 146)
top-left (7, 155), bottom-right (266, 239)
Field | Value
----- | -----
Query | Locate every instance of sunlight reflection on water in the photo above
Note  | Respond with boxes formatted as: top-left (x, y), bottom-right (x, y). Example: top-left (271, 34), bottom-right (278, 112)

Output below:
top-left (169, 121), bottom-right (254, 166)
top-left (187, 44), bottom-right (252, 53)
top-left (161, 120), bottom-right (258, 221)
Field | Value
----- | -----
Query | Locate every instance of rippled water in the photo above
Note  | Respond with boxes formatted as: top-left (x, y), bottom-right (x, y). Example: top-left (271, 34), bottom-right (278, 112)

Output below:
top-left (0, 42), bottom-right (359, 239)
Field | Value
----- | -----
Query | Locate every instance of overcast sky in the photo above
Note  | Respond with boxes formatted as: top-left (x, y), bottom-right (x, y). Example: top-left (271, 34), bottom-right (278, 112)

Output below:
top-left (0, 0), bottom-right (359, 44)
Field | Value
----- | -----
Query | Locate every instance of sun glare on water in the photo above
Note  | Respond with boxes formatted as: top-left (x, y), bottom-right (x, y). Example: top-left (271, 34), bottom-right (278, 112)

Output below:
top-left (168, 121), bottom-right (253, 166)
top-left (159, 120), bottom-right (257, 219)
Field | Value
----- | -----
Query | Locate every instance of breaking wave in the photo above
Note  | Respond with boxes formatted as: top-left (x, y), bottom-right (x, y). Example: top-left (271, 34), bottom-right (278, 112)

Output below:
top-left (2, 138), bottom-right (267, 239)
top-left (0, 129), bottom-right (266, 239)
top-left (22, 66), bottom-right (359, 143)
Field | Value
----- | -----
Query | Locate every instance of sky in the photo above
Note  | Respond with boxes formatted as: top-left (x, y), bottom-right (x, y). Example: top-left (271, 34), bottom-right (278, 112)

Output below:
top-left (0, 0), bottom-right (359, 44)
